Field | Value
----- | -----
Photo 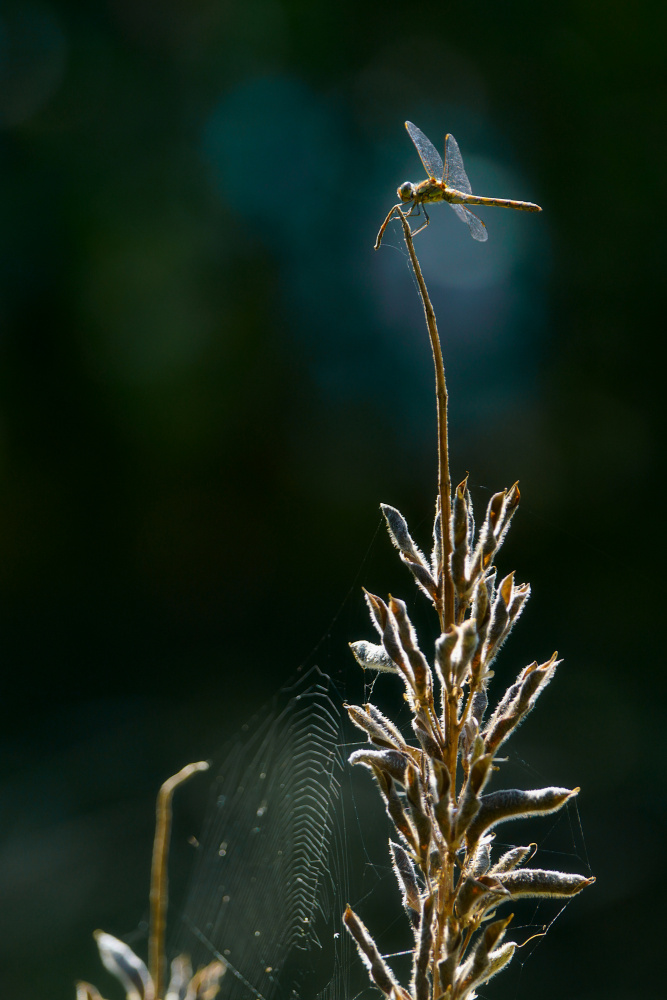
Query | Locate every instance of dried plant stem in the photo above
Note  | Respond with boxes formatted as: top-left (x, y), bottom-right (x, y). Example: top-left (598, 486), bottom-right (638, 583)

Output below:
top-left (394, 208), bottom-right (454, 632)
top-left (149, 760), bottom-right (209, 1000)
top-left (347, 195), bottom-right (594, 1000)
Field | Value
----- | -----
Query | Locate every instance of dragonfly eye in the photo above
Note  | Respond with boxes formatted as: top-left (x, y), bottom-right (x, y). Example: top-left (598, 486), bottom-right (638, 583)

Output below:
top-left (397, 181), bottom-right (415, 202)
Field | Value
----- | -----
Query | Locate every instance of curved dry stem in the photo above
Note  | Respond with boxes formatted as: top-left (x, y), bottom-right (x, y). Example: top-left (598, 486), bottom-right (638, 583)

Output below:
top-left (149, 760), bottom-right (209, 1000)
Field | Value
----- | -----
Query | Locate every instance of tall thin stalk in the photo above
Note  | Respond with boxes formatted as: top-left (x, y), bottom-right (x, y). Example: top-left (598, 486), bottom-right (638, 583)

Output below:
top-left (394, 209), bottom-right (454, 633)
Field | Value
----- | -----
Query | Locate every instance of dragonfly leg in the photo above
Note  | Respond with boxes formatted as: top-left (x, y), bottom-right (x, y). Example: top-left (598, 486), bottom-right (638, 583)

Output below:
top-left (410, 204), bottom-right (430, 237)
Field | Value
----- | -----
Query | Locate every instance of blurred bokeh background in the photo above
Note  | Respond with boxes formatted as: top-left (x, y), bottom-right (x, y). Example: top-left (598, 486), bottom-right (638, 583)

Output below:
top-left (0, 1), bottom-right (664, 998)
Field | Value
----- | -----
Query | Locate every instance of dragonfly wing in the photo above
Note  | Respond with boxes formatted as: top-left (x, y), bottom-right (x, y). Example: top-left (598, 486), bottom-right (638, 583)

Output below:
top-left (405, 121), bottom-right (444, 180)
top-left (444, 134), bottom-right (472, 194)
top-left (449, 203), bottom-right (488, 242)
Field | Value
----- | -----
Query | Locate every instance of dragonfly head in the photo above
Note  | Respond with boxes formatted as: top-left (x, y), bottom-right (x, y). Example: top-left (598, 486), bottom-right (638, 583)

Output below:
top-left (397, 181), bottom-right (416, 203)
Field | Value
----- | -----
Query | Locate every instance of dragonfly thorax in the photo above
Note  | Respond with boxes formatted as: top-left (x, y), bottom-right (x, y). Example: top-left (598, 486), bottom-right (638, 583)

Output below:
top-left (397, 181), bottom-right (416, 203)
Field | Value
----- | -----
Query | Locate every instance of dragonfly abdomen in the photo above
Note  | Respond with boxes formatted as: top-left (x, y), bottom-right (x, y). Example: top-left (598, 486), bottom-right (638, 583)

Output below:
top-left (456, 192), bottom-right (541, 212)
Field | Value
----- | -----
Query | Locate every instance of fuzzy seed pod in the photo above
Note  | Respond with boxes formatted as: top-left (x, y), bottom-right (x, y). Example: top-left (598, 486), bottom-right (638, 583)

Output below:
top-left (496, 868), bottom-right (595, 899)
top-left (381, 504), bottom-right (425, 564)
top-left (483, 655), bottom-right (558, 753)
top-left (452, 619), bottom-right (479, 687)
top-left (413, 894), bottom-right (435, 1000)
top-left (412, 716), bottom-right (444, 760)
top-left (466, 786), bottom-right (578, 848)
top-left (76, 985), bottom-right (106, 1000)
top-left (453, 753), bottom-right (494, 840)
top-left (435, 629), bottom-right (459, 690)
top-left (431, 501), bottom-right (442, 581)
top-left (406, 763), bottom-right (433, 859)
top-left (451, 478), bottom-right (471, 596)
top-left (390, 840), bottom-right (421, 918)
top-left (489, 843), bottom-right (536, 875)
top-left (455, 875), bottom-right (507, 922)
top-left (349, 640), bottom-right (398, 673)
top-left (344, 906), bottom-right (403, 998)
top-left (385, 775), bottom-right (420, 852)
top-left (454, 914), bottom-right (514, 998)
top-left (349, 748), bottom-right (409, 784)
top-left (165, 955), bottom-right (192, 1000)
top-left (470, 836), bottom-right (493, 877)
top-left (364, 589), bottom-right (390, 635)
top-left (346, 703), bottom-right (406, 750)
top-left (94, 931), bottom-right (155, 1000)
top-left (390, 597), bottom-right (433, 700)
top-left (381, 505), bottom-right (438, 601)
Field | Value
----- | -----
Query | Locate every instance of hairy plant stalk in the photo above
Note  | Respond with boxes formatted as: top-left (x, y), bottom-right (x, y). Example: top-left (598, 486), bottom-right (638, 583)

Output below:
top-left (345, 206), bottom-right (594, 1000)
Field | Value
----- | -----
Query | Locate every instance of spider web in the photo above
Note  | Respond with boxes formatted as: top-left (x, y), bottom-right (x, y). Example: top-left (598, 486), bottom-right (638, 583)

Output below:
top-left (174, 666), bottom-right (367, 1000)
top-left (172, 659), bottom-right (591, 1000)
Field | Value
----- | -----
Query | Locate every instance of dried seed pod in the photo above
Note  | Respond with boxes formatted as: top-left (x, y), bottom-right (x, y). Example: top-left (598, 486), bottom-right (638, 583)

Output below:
top-left (470, 570), bottom-right (493, 646)
top-left (365, 703), bottom-right (408, 746)
top-left (382, 504), bottom-right (426, 565)
top-left (381, 607), bottom-right (416, 692)
top-left (454, 941), bottom-right (516, 1000)
top-left (481, 572), bottom-right (513, 662)
top-left (435, 629), bottom-right (459, 690)
top-left (471, 490), bottom-right (506, 575)
top-left (431, 757), bottom-right (451, 801)
top-left (76, 985), bottom-right (106, 1000)
top-left (382, 504), bottom-right (438, 601)
top-left (455, 875), bottom-right (507, 922)
top-left (431, 500), bottom-right (442, 581)
top-left (385, 774), bottom-right (420, 852)
top-left (349, 639), bottom-right (398, 673)
top-left (497, 868), bottom-right (595, 898)
top-left (94, 931), bottom-right (155, 1000)
top-left (346, 703), bottom-right (406, 750)
top-left (493, 482), bottom-right (521, 553)
top-left (390, 597), bottom-right (433, 699)
top-left (453, 753), bottom-right (494, 840)
top-left (470, 690), bottom-right (488, 726)
top-left (489, 843), bottom-right (537, 875)
top-left (406, 763), bottom-right (433, 859)
top-left (437, 954), bottom-right (457, 996)
top-left (364, 589), bottom-right (390, 635)
top-left (413, 715), bottom-right (444, 760)
top-left (390, 840), bottom-right (422, 919)
top-left (459, 718), bottom-right (480, 767)
top-left (413, 894), bottom-right (435, 1000)
top-left (349, 748), bottom-right (409, 784)
top-left (184, 961), bottom-right (226, 1000)
top-left (479, 574), bottom-right (530, 675)
top-left (469, 835), bottom-right (494, 877)
top-left (165, 955), bottom-right (192, 1000)
top-left (469, 486), bottom-right (520, 580)
top-left (507, 582), bottom-right (530, 626)
top-left (451, 478), bottom-right (471, 596)
top-left (438, 918), bottom-right (463, 995)
top-left (343, 906), bottom-right (404, 998)
top-left (483, 655), bottom-right (558, 753)
top-left (451, 619), bottom-right (479, 687)
top-left (454, 914), bottom-right (514, 999)
top-left (466, 786), bottom-right (579, 848)
top-left (432, 759), bottom-right (452, 842)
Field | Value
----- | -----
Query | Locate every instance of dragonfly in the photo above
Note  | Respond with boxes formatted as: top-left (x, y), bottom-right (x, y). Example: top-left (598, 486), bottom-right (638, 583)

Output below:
top-left (375, 121), bottom-right (542, 248)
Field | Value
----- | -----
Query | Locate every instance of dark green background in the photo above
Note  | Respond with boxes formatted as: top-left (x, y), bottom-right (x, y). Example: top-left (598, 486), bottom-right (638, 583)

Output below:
top-left (0, 1), bottom-right (663, 998)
